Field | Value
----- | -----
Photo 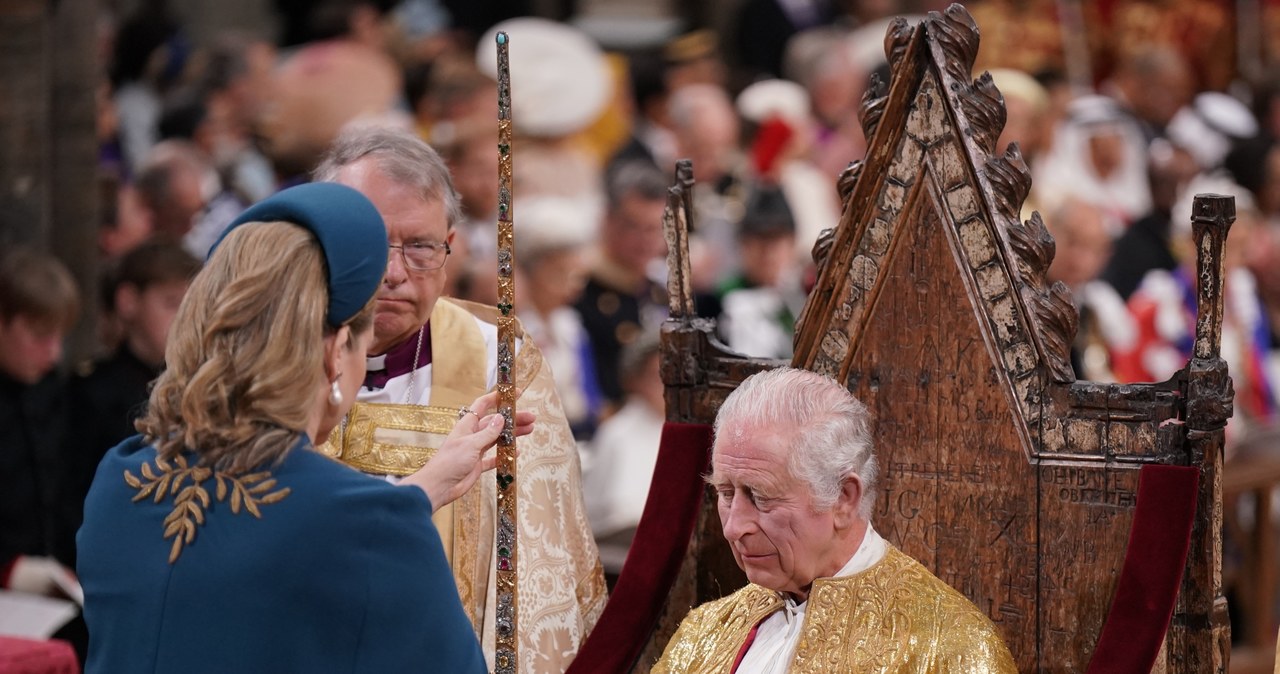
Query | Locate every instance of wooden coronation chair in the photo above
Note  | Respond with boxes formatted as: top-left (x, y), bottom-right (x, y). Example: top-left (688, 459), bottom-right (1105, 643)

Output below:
top-left (567, 5), bottom-right (1233, 673)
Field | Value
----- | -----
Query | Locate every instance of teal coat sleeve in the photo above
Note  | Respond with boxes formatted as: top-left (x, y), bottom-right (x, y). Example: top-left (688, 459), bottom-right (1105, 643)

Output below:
top-left (78, 436), bottom-right (485, 673)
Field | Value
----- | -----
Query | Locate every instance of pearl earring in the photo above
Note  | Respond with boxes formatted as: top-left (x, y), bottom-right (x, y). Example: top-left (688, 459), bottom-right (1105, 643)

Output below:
top-left (329, 376), bottom-right (343, 406)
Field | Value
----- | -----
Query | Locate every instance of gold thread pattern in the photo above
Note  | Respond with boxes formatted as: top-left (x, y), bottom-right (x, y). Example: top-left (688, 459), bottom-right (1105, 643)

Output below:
top-left (319, 401), bottom-right (455, 475)
top-left (124, 454), bottom-right (291, 564)
top-left (653, 546), bottom-right (1016, 673)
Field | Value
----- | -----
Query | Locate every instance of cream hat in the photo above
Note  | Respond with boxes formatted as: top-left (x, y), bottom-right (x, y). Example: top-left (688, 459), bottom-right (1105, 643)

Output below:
top-left (477, 18), bottom-right (611, 139)
top-left (515, 195), bottom-right (601, 265)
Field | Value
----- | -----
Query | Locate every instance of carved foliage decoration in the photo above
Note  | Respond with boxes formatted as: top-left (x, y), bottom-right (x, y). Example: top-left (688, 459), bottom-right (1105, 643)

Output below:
top-left (797, 3), bottom-right (1082, 450)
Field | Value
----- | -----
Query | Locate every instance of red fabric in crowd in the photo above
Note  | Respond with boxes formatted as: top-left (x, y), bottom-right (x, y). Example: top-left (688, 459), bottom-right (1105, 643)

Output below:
top-left (565, 422), bottom-right (713, 674)
top-left (0, 636), bottom-right (79, 674)
top-left (1085, 464), bottom-right (1200, 674)
top-left (750, 117), bottom-right (794, 176)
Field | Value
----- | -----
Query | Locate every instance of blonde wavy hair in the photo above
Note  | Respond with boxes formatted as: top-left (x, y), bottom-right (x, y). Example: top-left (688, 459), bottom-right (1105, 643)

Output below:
top-left (138, 221), bottom-right (374, 472)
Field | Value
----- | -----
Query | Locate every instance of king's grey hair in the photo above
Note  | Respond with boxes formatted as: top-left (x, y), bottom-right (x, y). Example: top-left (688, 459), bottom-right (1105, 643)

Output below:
top-left (313, 125), bottom-right (463, 229)
top-left (713, 367), bottom-right (878, 517)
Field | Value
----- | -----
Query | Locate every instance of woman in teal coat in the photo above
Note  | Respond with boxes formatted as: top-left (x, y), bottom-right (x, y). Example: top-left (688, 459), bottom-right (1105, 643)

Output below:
top-left (77, 183), bottom-right (525, 673)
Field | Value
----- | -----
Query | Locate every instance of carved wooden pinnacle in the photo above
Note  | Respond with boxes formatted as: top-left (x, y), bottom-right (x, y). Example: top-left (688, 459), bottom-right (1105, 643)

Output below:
top-left (1190, 193), bottom-right (1235, 362)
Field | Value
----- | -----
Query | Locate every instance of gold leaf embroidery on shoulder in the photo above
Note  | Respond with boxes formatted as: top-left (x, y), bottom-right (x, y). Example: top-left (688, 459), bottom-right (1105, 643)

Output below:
top-left (124, 455), bottom-right (292, 563)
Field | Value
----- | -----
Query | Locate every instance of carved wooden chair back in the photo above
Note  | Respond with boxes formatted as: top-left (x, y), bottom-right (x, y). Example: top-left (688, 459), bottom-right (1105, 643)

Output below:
top-left (655, 5), bottom-right (1230, 672)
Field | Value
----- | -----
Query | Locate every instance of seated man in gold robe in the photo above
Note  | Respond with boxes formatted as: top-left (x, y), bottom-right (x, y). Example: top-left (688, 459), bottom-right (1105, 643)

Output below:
top-left (313, 126), bottom-right (606, 674)
top-left (654, 367), bottom-right (1016, 673)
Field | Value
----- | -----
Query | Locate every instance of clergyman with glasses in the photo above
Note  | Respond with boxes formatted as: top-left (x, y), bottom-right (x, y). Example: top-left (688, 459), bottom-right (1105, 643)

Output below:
top-left (313, 126), bottom-right (606, 674)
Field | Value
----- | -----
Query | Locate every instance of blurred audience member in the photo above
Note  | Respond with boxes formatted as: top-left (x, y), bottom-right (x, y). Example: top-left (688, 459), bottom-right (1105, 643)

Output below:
top-left (583, 331), bottom-right (664, 576)
top-left (1101, 45), bottom-right (1194, 143)
top-left (783, 27), bottom-right (869, 181)
top-left (608, 48), bottom-right (677, 179)
top-left (258, 39), bottom-right (403, 185)
top-left (1031, 68), bottom-right (1076, 162)
top-left (990, 69), bottom-right (1050, 163)
top-left (197, 31), bottom-right (279, 203)
top-left (415, 57), bottom-right (497, 151)
top-left (575, 161), bottom-right (669, 409)
top-left (1037, 95), bottom-right (1152, 225)
top-left (1043, 198), bottom-right (1121, 381)
top-left (989, 68), bottom-right (1051, 219)
top-left (516, 197), bottom-right (602, 440)
top-left (438, 125), bottom-right (499, 304)
top-left (157, 93), bottom-right (249, 258)
top-left (669, 83), bottom-right (742, 198)
top-left (61, 240), bottom-right (200, 552)
top-left (0, 248), bottom-right (80, 589)
top-left (132, 140), bottom-right (219, 255)
top-left (717, 186), bottom-right (806, 360)
top-left (669, 83), bottom-right (747, 289)
top-left (1101, 140), bottom-right (1200, 299)
top-left (97, 173), bottom-right (153, 261)
top-left (1046, 198), bottom-right (1115, 294)
top-left (737, 78), bottom-right (839, 264)
top-left (110, 0), bottom-right (191, 174)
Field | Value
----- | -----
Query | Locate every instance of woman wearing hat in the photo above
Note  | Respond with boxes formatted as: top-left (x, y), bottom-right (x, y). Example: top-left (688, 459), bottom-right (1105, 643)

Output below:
top-left (76, 183), bottom-right (523, 673)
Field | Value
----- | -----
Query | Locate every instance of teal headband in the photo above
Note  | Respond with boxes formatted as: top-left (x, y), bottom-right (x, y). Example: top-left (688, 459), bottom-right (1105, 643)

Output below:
top-left (215, 183), bottom-right (389, 327)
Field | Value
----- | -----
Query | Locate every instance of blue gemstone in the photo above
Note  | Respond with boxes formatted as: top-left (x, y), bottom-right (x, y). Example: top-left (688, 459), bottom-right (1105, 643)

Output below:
top-left (497, 33), bottom-right (507, 45)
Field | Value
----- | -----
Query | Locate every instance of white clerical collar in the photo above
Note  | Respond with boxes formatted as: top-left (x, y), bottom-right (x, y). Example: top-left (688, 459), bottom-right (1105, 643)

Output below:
top-left (366, 353), bottom-right (387, 372)
top-left (831, 524), bottom-right (887, 580)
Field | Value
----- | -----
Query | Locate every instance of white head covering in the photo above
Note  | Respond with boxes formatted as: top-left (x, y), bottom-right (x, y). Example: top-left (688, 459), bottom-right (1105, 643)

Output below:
top-left (477, 18), bottom-right (611, 139)
top-left (1166, 92), bottom-right (1258, 171)
top-left (515, 195), bottom-right (600, 265)
top-left (736, 79), bottom-right (810, 126)
top-left (1035, 95), bottom-right (1152, 222)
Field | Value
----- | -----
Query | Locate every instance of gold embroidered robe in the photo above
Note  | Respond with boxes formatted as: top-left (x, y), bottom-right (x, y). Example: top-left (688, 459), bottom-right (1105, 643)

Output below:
top-left (652, 545), bottom-right (1017, 674)
top-left (323, 298), bottom-right (607, 674)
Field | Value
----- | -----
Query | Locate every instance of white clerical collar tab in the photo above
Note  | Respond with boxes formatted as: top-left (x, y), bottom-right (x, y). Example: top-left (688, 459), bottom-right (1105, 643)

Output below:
top-left (366, 353), bottom-right (388, 371)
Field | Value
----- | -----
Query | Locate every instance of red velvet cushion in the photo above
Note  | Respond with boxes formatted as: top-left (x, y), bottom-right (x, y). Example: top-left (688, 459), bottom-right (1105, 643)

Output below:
top-left (1086, 464), bottom-right (1200, 674)
top-left (0, 636), bottom-right (79, 674)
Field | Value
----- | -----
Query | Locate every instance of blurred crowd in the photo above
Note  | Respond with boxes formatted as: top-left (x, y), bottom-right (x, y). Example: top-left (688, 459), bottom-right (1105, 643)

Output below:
top-left (7, 0), bottom-right (1280, 649)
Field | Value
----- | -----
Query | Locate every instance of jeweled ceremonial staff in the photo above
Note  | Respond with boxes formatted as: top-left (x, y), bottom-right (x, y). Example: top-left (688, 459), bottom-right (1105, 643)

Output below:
top-left (493, 30), bottom-right (519, 674)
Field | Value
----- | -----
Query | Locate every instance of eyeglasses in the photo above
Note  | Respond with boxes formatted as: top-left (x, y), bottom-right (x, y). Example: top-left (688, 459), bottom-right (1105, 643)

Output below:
top-left (389, 241), bottom-right (451, 271)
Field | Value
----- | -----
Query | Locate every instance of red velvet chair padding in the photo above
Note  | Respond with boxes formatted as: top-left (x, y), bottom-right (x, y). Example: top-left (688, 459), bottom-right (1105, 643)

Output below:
top-left (0, 636), bottom-right (79, 674)
top-left (1086, 464), bottom-right (1200, 674)
top-left (566, 422), bottom-right (713, 674)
